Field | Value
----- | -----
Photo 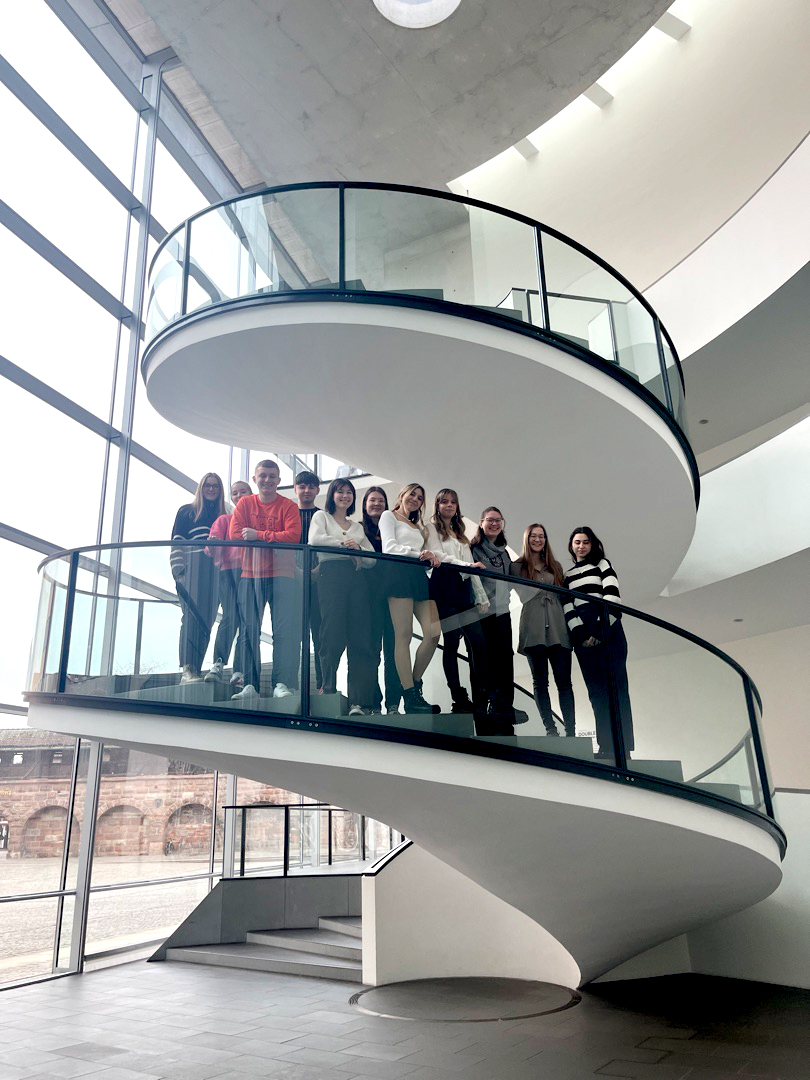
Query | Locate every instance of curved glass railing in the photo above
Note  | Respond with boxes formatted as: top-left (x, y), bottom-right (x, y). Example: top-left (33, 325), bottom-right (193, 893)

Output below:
top-left (26, 542), bottom-right (777, 843)
top-left (144, 183), bottom-right (687, 433)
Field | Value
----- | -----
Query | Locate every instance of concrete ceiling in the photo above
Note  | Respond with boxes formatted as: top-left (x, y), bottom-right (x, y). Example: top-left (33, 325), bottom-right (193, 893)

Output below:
top-left (137, 0), bottom-right (671, 187)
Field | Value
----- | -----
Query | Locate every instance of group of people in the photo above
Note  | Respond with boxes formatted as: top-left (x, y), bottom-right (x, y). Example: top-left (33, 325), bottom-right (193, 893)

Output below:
top-left (170, 463), bottom-right (633, 756)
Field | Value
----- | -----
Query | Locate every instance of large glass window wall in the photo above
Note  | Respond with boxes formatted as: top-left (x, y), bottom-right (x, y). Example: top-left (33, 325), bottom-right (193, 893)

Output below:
top-left (0, 0), bottom-right (366, 990)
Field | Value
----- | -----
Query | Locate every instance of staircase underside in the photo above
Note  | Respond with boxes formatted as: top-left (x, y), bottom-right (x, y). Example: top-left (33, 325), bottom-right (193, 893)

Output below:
top-left (30, 700), bottom-right (782, 986)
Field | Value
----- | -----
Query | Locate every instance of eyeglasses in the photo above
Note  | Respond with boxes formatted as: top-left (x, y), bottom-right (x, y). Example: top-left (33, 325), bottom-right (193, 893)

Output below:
top-left (482, 518), bottom-right (503, 525)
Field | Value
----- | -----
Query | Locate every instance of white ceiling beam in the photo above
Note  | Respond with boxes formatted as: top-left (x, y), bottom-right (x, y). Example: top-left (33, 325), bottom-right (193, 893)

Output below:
top-left (583, 82), bottom-right (614, 108)
top-left (513, 137), bottom-right (539, 159)
top-left (655, 11), bottom-right (691, 41)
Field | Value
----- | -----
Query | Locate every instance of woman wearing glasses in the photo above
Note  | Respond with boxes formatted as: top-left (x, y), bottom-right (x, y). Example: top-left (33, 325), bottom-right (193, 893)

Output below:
top-left (379, 483), bottom-right (442, 714)
top-left (563, 526), bottom-right (634, 759)
top-left (170, 472), bottom-right (227, 683)
top-left (470, 507), bottom-right (517, 721)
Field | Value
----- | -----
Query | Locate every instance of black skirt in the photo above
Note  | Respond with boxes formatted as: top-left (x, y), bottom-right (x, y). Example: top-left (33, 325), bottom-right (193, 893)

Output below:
top-left (384, 557), bottom-right (430, 601)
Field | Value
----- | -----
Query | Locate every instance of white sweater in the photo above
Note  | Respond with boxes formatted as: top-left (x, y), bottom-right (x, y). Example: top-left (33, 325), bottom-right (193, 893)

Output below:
top-left (426, 525), bottom-right (489, 607)
top-left (308, 510), bottom-right (375, 566)
top-left (379, 510), bottom-right (429, 558)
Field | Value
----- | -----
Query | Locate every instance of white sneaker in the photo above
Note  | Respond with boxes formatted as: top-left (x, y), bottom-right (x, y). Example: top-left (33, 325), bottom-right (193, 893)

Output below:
top-left (180, 666), bottom-right (202, 684)
top-left (349, 705), bottom-right (371, 716)
top-left (231, 683), bottom-right (258, 701)
top-left (204, 659), bottom-right (224, 682)
top-left (229, 671), bottom-right (245, 689)
top-left (272, 683), bottom-right (294, 699)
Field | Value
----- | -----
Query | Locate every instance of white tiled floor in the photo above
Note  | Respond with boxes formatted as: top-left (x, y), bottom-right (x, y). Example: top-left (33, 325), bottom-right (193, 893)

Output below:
top-left (2, 961), bottom-right (809, 1080)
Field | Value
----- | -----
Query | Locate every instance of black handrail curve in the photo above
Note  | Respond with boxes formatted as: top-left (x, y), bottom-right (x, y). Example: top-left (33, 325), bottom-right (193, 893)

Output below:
top-left (26, 541), bottom-right (781, 854)
top-left (142, 182), bottom-right (695, 498)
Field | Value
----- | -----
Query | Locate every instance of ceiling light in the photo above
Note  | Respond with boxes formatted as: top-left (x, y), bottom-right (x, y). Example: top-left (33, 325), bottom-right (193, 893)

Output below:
top-left (373, 0), bottom-right (461, 29)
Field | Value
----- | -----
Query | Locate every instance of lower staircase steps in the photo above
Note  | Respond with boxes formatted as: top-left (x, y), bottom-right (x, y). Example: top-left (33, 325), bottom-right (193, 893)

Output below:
top-left (165, 914), bottom-right (363, 982)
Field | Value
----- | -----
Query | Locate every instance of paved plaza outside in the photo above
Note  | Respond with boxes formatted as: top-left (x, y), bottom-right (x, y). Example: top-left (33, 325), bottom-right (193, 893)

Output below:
top-left (1, 957), bottom-right (810, 1079)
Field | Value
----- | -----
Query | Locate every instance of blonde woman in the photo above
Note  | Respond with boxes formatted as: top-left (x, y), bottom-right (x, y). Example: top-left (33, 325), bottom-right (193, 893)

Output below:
top-left (170, 472), bottom-right (227, 683)
top-left (510, 524), bottom-right (574, 737)
top-left (378, 483), bottom-right (441, 714)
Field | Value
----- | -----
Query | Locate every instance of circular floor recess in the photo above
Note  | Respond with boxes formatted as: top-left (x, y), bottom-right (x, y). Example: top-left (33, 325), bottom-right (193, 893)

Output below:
top-left (349, 977), bottom-right (581, 1022)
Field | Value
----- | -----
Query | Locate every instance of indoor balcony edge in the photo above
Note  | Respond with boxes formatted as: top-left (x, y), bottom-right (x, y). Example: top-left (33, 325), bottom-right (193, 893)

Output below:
top-left (142, 182), bottom-right (697, 603)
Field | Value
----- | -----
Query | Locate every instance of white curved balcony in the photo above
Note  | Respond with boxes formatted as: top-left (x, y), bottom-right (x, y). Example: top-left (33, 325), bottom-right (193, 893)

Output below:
top-left (143, 183), bottom-right (697, 600)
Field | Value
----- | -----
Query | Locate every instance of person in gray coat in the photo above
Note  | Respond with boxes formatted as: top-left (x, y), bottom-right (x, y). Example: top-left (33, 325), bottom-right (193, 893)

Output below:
top-left (510, 523), bottom-right (575, 737)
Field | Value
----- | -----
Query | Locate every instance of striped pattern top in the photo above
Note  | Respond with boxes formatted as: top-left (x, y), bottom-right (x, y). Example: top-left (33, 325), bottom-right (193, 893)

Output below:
top-left (170, 504), bottom-right (218, 577)
top-left (562, 558), bottom-right (622, 642)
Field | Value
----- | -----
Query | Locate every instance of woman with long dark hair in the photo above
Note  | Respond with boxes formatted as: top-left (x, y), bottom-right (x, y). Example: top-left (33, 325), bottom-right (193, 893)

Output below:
top-left (470, 507), bottom-right (516, 720)
top-left (563, 526), bottom-right (634, 758)
top-left (427, 489), bottom-right (490, 714)
top-left (379, 483), bottom-right (441, 714)
top-left (170, 472), bottom-right (226, 683)
top-left (362, 486), bottom-right (401, 714)
top-left (308, 479), bottom-right (376, 715)
top-left (511, 524), bottom-right (575, 737)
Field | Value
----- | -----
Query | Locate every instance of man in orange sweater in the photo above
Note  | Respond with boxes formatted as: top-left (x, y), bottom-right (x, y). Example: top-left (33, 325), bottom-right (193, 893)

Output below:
top-left (229, 460), bottom-right (302, 700)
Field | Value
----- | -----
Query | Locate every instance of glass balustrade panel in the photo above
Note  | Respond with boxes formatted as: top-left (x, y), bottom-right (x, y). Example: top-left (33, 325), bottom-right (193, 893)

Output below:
top-left (28, 555), bottom-right (70, 694)
top-left (242, 807), bottom-right (284, 874)
top-left (185, 188), bottom-right (340, 314)
top-left (619, 612), bottom-right (758, 807)
top-left (47, 543), bottom-right (302, 718)
top-left (145, 226), bottom-right (185, 341)
top-left (661, 332), bottom-right (687, 431)
top-left (309, 548), bottom-right (610, 763)
top-left (344, 189), bottom-right (541, 321)
top-left (541, 233), bottom-right (665, 409)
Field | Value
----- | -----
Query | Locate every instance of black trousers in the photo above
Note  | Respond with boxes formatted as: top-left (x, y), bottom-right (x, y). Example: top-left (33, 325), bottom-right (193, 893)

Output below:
top-left (317, 560), bottom-right (377, 708)
top-left (525, 644), bottom-right (575, 734)
top-left (370, 596), bottom-right (402, 710)
top-left (471, 612), bottom-right (514, 709)
top-left (213, 567), bottom-right (242, 669)
top-left (177, 552), bottom-right (218, 671)
top-left (238, 576), bottom-right (301, 692)
top-left (574, 621), bottom-right (634, 753)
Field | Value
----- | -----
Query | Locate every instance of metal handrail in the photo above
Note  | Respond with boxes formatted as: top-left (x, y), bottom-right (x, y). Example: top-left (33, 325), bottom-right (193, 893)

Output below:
top-left (25, 540), bottom-right (779, 845)
top-left (223, 802), bottom-right (403, 878)
top-left (143, 181), bottom-right (688, 430)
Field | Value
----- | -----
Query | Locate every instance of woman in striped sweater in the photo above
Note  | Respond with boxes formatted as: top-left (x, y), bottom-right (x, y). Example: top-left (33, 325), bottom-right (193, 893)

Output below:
top-left (563, 526), bottom-right (634, 759)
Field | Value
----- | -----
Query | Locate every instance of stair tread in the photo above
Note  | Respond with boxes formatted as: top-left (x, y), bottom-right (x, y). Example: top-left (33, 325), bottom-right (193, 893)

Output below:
top-left (169, 943), bottom-right (361, 969)
top-left (249, 928), bottom-right (361, 950)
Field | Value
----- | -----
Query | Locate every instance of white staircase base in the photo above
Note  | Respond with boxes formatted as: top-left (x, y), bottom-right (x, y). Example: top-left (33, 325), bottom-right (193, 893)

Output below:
top-left (165, 915), bottom-right (363, 982)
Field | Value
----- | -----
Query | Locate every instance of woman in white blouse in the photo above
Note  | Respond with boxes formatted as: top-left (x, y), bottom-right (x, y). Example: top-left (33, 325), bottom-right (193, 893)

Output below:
top-left (308, 479), bottom-right (376, 715)
top-left (427, 489), bottom-right (491, 714)
top-left (378, 483), bottom-right (441, 714)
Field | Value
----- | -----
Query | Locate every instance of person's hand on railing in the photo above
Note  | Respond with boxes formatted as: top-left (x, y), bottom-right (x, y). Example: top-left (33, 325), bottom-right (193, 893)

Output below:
top-left (419, 550), bottom-right (442, 568)
top-left (241, 527), bottom-right (258, 541)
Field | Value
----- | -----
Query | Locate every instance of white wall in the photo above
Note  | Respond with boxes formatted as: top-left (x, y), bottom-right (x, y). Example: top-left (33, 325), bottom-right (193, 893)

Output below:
top-left (362, 843), bottom-right (580, 987)
top-left (687, 791), bottom-right (810, 989)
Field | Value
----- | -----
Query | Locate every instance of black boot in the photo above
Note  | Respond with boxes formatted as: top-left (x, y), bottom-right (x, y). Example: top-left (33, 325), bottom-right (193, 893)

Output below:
top-left (414, 679), bottom-right (440, 714)
top-left (450, 686), bottom-right (473, 714)
top-left (403, 686), bottom-right (436, 714)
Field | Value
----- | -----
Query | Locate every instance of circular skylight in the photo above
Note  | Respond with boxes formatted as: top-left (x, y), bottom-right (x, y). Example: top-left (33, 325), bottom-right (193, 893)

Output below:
top-left (373, 0), bottom-right (461, 29)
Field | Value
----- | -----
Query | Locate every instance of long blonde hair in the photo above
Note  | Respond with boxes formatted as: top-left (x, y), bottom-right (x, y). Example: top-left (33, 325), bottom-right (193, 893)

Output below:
top-left (192, 472), bottom-right (226, 521)
top-left (518, 523), bottom-right (564, 586)
top-left (393, 483), bottom-right (428, 540)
